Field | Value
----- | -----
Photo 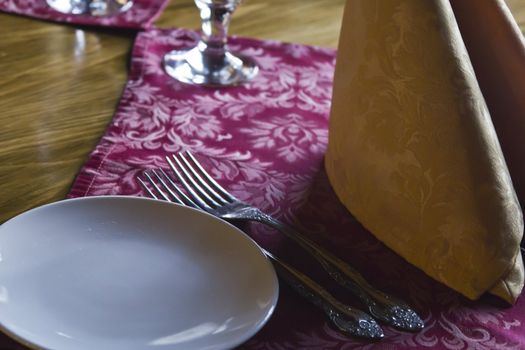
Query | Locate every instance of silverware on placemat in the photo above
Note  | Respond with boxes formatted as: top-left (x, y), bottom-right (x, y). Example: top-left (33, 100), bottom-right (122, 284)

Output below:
top-left (137, 151), bottom-right (424, 338)
top-left (139, 173), bottom-right (384, 340)
top-left (139, 170), bottom-right (383, 339)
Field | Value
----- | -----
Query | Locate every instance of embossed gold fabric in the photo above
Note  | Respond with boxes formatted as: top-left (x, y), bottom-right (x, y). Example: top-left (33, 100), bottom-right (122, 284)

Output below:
top-left (450, 0), bottom-right (525, 208)
top-left (325, 0), bottom-right (524, 303)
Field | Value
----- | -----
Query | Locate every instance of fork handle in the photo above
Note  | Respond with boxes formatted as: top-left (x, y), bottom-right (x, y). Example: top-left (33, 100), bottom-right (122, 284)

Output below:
top-left (262, 249), bottom-right (383, 339)
top-left (253, 212), bottom-right (424, 331)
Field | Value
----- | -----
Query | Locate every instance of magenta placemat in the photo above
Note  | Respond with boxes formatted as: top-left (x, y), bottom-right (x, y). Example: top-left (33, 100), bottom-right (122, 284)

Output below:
top-left (57, 28), bottom-right (525, 349)
top-left (0, 0), bottom-right (167, 29)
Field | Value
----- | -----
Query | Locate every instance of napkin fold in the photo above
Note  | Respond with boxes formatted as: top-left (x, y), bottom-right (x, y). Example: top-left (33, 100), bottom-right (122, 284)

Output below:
top-left (450, 0), bottom-right (525, 208)
top-left (325, 0), bottom-right (524, 303)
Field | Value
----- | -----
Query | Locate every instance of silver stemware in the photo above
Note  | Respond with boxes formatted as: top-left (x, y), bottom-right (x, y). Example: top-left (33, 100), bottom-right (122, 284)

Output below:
top-left (164, 0), bottom-right (258, 86)
top-left (46, 0), bottom-right (133, 16)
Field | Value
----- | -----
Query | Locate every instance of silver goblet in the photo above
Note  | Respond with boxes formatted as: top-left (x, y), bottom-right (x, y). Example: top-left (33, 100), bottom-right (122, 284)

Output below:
top-left (46, 0), bottom-right (133, 16)
top-left (164, 0), bottom-right (258, 86)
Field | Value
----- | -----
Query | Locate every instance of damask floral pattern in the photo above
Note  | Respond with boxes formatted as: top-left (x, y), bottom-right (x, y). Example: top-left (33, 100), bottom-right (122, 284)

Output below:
top-left (0, 0), bottom-right (167, 28)
top-left (240, 113), bottom-right (327, 163)
top-left (63, 28), bottom-right (525, 349)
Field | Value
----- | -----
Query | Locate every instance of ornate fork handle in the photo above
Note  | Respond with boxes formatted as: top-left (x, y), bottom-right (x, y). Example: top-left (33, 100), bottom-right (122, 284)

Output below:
top-left (225, 207), bottom-right (424, 331)
top-left (262, 249), bottom-right (383, 339)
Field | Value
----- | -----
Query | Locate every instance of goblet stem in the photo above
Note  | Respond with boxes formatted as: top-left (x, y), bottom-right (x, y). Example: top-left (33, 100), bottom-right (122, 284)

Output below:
top-left (197, 0), bottom-right (239, 54)
top-left (163, 0), bottom-right (258, 86)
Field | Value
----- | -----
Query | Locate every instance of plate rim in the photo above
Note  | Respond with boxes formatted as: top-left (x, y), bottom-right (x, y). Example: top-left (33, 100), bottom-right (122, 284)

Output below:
top-left (0, 195), bottom-right (279, 350)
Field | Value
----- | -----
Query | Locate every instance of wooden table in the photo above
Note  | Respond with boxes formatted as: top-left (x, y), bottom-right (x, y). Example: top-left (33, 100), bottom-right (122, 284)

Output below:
top-left (0, 0), bottom-right (524, 224)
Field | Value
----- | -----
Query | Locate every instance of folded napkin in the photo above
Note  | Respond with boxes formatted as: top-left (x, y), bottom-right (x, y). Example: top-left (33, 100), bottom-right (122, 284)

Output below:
top-left (325, 0), bottom-right (524, 303)
top-left (0, 0), bottom-right (168, 29)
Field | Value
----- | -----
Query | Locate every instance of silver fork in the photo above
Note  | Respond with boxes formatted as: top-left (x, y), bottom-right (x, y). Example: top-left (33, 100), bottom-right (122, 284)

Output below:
top-left (145, 151), bottom-right (423, 331)
top-left (138, 169), bottom-right (384, 339)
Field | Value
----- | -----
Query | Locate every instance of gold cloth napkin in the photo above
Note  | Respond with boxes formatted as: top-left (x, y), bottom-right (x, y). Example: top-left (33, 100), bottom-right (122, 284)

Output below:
top-left (325, 0), bottom-right (524, 303)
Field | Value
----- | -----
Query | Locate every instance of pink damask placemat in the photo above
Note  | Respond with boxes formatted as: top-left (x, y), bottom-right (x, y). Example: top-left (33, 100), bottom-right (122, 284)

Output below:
top-left (45, 28), bottom-right (525, 349)
top-left (0, 0), bottom-right (167, 29)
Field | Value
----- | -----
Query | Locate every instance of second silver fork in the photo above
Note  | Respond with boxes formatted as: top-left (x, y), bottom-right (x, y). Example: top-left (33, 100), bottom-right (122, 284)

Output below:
top-left (143, 151), bottom-right (424, 332)
top-left (139, 169), bottom-right (384, 339)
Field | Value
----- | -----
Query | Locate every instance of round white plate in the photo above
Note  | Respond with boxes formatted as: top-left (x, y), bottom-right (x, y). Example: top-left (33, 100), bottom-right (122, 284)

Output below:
top-left (0, 196), bottom-right (278, 350)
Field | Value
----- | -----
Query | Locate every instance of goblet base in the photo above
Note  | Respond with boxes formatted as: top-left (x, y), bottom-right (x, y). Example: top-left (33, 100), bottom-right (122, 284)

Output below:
top-left (46, 0), bottom-right (133, 16)
top-left (163, 47), bottom-right (258, 87)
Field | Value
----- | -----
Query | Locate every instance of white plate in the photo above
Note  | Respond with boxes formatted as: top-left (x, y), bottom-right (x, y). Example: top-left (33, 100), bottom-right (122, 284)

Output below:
top-left (0, 196), bottom-right (278, 350)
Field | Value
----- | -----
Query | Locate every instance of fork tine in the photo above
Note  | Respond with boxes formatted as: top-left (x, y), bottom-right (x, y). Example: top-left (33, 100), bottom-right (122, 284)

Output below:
top-left (158, 168), bottom-right (198, 208)
top-left (137, 176), bottom-right (159, 200)
top-left (178, 152), bottom-right (228, 205)
top-left (166, 155), bottom-right (214, 211)
top-left (153, 168), bottom-right (199, 208)
top-left (143, 171), bottom-right (171, 201)
top-left (184, 151), bottom-right (236, 202)
top-left (170, 154), bottom-right (222, 208)
top-left (140, 169), bottom-right (205, 211)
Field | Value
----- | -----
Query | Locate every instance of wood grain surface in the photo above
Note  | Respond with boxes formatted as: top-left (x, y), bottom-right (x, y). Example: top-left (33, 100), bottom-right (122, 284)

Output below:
top-left (0, 0), bottom-right (523, 223)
